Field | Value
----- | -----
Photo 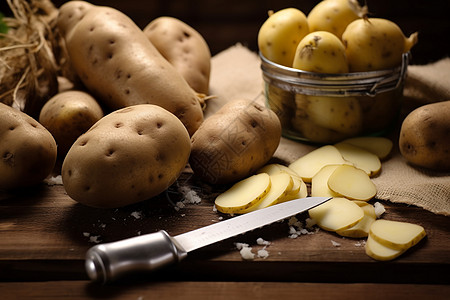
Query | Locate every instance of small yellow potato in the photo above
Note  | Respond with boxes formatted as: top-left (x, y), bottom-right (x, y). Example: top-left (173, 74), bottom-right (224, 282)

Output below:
top-left (0, 103), bottom-right (57, 190)
top-left (143, 16), bottom-right (211, 95)
top-left (399, 100), bottom-right (450, 171)
top-left (337, 136), bottom-right (393, 160)
top-left (307, 0), bottom-right (366, 39)
top-left (57, 1), bottom-right (204, 136)
top-left (292, 31), bottom-right (349, 73)
top-left (258, 8), bottom-right (309, 66)
top-left (336, 201), bottom-right (376, 238)
top-left (190, 99), bottom-right (281, 184)
top-left (291, 115), bottom-right (348, 144)
top-left (242, 172), bottom-right (293, 213)
top-left (311, 164), bottom-right (341, 198)
top-left (342, 18), bottom-right (418, 71)
top-left (288, 145), bottom-right (349, 183)
top-left (61, 104), bottom-right (191, 208)
top-left (266, 85), bottom-right (295, 129)
top-left (308, 197), bottom-right (364, 231)
top-left (214, 173), bottom-right (271, 214)
top-left (327, 165), bottom-right (377, 201)
top-left (303, 95), bottom-right (362, 135)
top-left (369, 219), bottom-right (426, 250)
top-left (39, 90), bottom-right (104, 158)
top-left (334, 142), bottom-right (381, 176)
top-left (365, 234), bottom-right (405, 261)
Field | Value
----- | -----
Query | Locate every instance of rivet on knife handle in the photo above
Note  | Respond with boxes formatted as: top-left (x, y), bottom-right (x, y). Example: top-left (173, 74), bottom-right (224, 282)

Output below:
top-left (85, 230), bottom-right (187, 283)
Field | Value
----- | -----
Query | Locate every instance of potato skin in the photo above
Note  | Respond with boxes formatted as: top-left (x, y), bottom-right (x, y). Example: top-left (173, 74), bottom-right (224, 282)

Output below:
top-left (57, 1), bottom-right (203, 136)
top-left (399, 100), bottom-right (450, 171)
top-left (189, 99), bottom-right (282, 184)
top-left (39, 90), bottom-right (103, 158)
top-left (0, 103), bottom-right (57, 190)
top-left (143, 16), bottom-right (211, 95)
top-left (61, 104), bottom-right (191, 208)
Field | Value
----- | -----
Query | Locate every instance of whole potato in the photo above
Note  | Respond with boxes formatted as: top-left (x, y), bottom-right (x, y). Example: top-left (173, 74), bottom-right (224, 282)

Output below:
top-left (57, 1), bottom-right (203, 136)
top-left (61, 104), bottom-right (191, 208)
top-left (143, 16), bottom-right (211, 95)
top-left (189, 99), bottom-right (281, 184)
top-left (39, 90), bottom-right (104, 158)
top-left (0, 103), bottom-right (57, 190)
top-left (399, 100), bottom-right (450, 171)
top-left (258, 8), bottom-right (309, 67)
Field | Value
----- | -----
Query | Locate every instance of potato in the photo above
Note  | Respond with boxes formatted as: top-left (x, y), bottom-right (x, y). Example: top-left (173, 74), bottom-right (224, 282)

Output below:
top-left (399, 100), bottom-right (450, 171)
top-left (242, 172), bottom-right (293, 213)
top-left (288, 145), bottom-right (349, 183)
top-left (336, 136), bottom-right (393, 160)
top-left (0, 103), bottom-right (57, 190)
top-left (39, 90), bottom-right (104, 158)
top-left (334, 142), bottom-right (381, 176)
top-left (292, 31), bottom-right (349, 73)
top-left (311, 164), bottom-right (341, 198)
top-left (307, 0), bottom-right (366, 39)
top-left (365, 234), bottom-right (406, 261)
top-left (327, 165), bottom-right (377, 201)
top-left (369, 219), bottom-right (426, 250)
top-left (336, 201), bottom-right (376, 238)
top-left (61, 104), bottom-right (191, 208)
top-left (214, 173), bottom-right (271, 214)
top-left (143, 16), bottom-right (211, 95)
top-left (189, 99), bottom-right (281, 184)
top-left (342, 18), bottom-right (418, 72)
top-left (258, 8), bottom-right (309, 66)
top-left (57, 1), bottom-right (203, 136)
top-left (257, 163), bottom-right (306, 201)
top-left (308, 197), bottom-right (364, 231)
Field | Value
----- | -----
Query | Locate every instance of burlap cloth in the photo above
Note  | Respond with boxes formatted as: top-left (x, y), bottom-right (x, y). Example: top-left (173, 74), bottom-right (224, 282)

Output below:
top-left (206, 43), bottom-right (450, 216)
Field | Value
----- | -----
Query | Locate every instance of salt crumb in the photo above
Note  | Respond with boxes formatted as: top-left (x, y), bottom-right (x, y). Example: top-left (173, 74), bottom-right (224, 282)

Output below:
top-left (354, 240), bottom-right (366, 247)
top-left (374, 202), bottom-right (386, 218)
top-left (257, 249), bottom-right (269, 259)
top-left (305, 217), bottom-right (316, 228)
top-left (256, 238), bottom-right (271, 246)
top-left (82, 232), bottom-right (90, 237)
top-left (240, 246), bottom-right (255, 260)
top-left (89, 235), bottom-right (101, 243)
top-left (235, 242), bottom-right (249, 250)
top-left (130, 211), bottom-right (142, 219)
top-left (331, 240), bottom-right (341, 247)
top-left (44, 175), bottom-right (63, 186)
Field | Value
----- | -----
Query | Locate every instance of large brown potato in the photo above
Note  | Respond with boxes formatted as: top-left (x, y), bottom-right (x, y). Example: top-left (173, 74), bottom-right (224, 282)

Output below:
top-left (399, 100), bottom-right (450, 171)
top-left (0, 103), bottom-right (57, 190)
top-left (57, 1), bottom-right (203, 136)
top-left (61, 104), bottom-right (191, 208)
top-left (189, 99), bottom-right (282, 184)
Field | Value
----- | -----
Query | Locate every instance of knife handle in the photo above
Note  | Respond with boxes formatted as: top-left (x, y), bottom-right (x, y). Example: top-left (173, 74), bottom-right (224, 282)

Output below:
top-left (85, 230), bottom-right (187, 283)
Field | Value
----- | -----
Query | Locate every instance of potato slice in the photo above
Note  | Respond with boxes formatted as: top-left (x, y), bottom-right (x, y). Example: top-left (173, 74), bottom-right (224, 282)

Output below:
top-left (369, 219), bottom-right (426, 250)
top-left (337, 137), bottom-right (393, 160)
top-left (308, 197), bottom-right (364, 231)
top-left (243, 172), bottom-right (293, 213)
top-left (283, 179), bottom-right (308, 202)
top-left (311, 165), bottom-right (341, 198)
top-left (328, 165), bottom-right (377, 201)
top-left (365, 234), bottom-right (405, 261)
top-left (336, 201), bottom-right (376, 238)
top-left (289, 145), bottom-right (349, 183)
top-left (257, 163), bottom-right (283, 176)
top-left (334, 142), bottom-right (381, 176)
top-left (215, 173), bottom-right (271, 214)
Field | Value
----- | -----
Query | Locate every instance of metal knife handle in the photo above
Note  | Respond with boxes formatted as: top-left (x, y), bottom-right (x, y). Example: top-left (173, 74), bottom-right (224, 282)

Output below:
top-left (85, 230), bottom-right (187, 283)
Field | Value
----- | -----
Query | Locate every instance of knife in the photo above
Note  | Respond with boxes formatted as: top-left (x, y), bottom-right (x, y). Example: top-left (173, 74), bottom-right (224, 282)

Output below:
top-left (85, 196), bottom-right (330, 283)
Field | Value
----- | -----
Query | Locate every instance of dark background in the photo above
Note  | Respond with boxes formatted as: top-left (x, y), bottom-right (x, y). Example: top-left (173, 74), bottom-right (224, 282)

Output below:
top-left (3, 0), bottom-right (450, 65)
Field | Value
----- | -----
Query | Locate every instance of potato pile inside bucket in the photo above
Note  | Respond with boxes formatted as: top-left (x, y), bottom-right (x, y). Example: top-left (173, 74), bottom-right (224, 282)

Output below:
top-left (0, 0), bottom-right (63, 118)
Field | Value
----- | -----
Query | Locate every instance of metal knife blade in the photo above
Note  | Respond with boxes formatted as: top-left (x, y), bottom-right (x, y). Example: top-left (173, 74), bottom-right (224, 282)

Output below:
top-left (85, 196), bottom-right (330, 283)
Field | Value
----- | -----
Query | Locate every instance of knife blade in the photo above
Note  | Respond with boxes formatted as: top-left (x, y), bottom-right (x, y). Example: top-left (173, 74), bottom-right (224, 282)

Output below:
top-left (85, 196), bottom-right (330, 283)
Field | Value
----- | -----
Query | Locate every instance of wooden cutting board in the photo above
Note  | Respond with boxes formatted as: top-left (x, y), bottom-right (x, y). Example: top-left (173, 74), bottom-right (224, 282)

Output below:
top-left (0, 172), bottom-right (449, 284)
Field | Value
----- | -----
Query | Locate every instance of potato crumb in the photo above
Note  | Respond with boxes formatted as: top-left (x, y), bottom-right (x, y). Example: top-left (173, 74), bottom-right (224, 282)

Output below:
top-left (240, 246), bottom-right (255, 260)
top-left (374, 202), bottom-right (386, 218)
top-left (256, 238), bottom-right (271, 246)
top-left (257, 249), bottom-right (269, 259)
top-left (130, 211), bottom-right (142, 219)
top-left (354, 240), bottom-right (366, 247)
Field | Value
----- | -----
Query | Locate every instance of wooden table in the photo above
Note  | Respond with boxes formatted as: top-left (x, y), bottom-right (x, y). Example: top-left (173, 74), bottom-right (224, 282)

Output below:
top-left (1, 173), bottom-right (449, 299)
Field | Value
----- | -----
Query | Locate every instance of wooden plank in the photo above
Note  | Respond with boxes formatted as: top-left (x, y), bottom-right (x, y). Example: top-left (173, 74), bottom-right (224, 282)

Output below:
top-left (0, 174), bottom-right (449, 283)
top-left (1, 281), bottom-right (450, 300)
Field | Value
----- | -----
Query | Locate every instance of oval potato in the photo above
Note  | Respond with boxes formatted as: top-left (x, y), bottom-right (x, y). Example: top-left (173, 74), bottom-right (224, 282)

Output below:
top-left (61, 104), bottom-right (191, 208)
top-left (0, 103), bottom-right (57, 190)
top-left (189, 99), bottom-right (281, 184)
